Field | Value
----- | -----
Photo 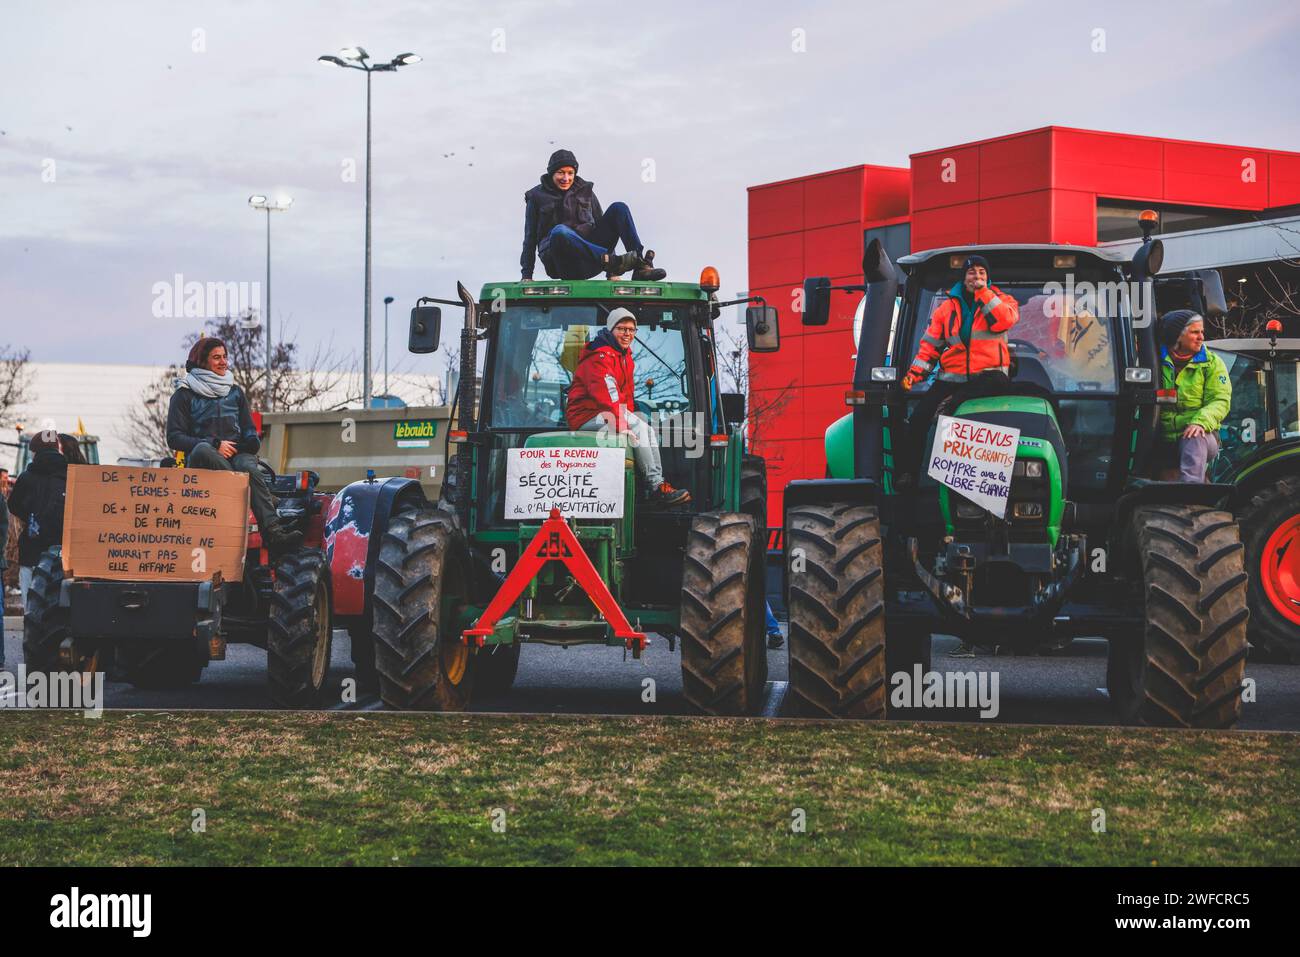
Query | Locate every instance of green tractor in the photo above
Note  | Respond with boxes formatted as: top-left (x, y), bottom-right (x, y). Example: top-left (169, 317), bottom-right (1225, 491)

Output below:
top-left (789, 234), bottom-right (1250, 729)
top-left (371, 273), bottom-right (779, 714)
top-left (1208, 321), bottom-right (1300, 663)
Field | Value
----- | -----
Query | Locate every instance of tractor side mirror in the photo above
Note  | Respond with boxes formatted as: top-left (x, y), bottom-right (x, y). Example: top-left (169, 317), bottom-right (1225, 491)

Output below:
top-left (802, 277), bottom-right (831, 326)
top-left (1131, 238), bottom-right (1164, 280)
top-left (1194, 269), bottom-right (1228, 318)
top-left (721, 392), bottom-right (746, 427)
top-left (408, 305), bottom-right (442, 354)
top-left (746, 305), bottom-right (780, 352)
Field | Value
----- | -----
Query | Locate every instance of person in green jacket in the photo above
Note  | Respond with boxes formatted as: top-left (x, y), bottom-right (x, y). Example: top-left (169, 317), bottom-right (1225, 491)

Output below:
top-left (1155, 309), bottom-right (1231, 482)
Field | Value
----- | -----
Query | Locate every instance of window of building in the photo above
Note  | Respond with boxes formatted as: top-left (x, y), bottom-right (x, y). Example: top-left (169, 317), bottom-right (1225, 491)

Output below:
top-left (1096, 200), bottom-right (1254, 243)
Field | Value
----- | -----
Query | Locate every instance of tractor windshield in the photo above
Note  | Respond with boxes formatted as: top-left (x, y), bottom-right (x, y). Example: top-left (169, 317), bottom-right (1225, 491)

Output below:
top-left (904, 277), bottom-right (1130, 492)
top-left (486, 303), bottom-right (694, 430)
top-left (905, 282), bottom-right (1122, 394)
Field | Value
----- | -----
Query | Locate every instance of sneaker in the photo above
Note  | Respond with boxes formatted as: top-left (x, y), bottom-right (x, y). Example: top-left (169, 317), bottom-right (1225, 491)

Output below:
top-left (766, 630), bottom-right (785, 649)
top-left (648, 482), bottom-right (691, 507)
top-left (948, 641), bottom-right (976, 658)
top-left (631, 249), bottom-right (667, 282)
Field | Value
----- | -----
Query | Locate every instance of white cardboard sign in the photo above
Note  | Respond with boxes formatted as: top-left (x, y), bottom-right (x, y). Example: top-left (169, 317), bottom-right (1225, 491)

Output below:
top-left (926, 415), bottom-right (1020, 519)
top-left (505, 446), bottom-right (625, 519)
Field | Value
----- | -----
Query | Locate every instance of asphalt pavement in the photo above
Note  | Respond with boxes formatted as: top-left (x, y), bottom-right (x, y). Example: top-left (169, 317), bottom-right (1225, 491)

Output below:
top-left (4, 616), bottom-right (1298, 730)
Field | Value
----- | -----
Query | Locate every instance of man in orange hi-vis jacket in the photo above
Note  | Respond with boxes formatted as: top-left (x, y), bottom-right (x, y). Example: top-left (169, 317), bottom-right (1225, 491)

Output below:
top-left (894, 255), bottom-right (1020, 489)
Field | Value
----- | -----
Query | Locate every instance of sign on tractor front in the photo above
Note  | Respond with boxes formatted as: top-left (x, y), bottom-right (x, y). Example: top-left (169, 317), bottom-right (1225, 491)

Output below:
top-left (504, 447), bottom-right (625, 519)
top-left (927, 415), bottom-right (1020, 519)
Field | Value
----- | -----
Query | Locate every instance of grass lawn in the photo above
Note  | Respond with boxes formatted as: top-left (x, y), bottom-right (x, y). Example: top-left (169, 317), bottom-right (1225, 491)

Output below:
top-left (1, 710), bottom-right (1296, 866)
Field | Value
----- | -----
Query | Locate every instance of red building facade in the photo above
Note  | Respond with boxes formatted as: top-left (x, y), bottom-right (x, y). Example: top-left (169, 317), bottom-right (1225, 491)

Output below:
top-left (748, 126), bottom-right (1300, 529)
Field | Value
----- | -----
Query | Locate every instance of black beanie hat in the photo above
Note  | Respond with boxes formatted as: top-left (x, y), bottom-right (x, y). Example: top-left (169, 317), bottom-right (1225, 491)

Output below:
top-left (547, 149), bottom-right (578, 175)
top-left (1159, 309), bottom-right (1203, 349)
top-left (962, 254), bottom-right (989, 273)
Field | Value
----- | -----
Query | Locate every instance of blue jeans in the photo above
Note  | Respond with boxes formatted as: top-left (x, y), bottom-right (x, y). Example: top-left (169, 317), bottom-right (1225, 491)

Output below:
top-left (765, 602), bottom-right (780, 635)
top-left (539, 202), bottom-right (643, 280)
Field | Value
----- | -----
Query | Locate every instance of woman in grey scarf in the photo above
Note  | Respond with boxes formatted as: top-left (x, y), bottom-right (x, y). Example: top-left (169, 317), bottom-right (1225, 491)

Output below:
top-left (165, 337), bottom-right (302, 553)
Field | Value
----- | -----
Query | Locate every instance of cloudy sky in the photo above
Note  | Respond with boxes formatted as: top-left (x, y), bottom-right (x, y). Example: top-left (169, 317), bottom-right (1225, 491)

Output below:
top-left (3, 0), bottom-right (1299, 371)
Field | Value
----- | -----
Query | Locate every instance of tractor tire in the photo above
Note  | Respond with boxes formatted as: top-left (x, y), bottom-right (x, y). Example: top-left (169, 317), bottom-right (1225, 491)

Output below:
top-left (119, 643), bottom-right (204, 690)
top-left (267, 548), bottom-right (334, 708)
top-left (475, 643), bottom-right (522, 695)
top-left (680, 512), bottom-right (768, 715)
top-left (372, 508), bottom-right (474, 711)
top-left (348, 626), bottom-right (379, 693)
top-left (22, 548), bottom-right (68, 673)
top-left (1108, 505), bottom-right (1249, 729)
top-left (740, 454), bottom-right (767, 533)
top-left (1236, 475), bottom-right (1300, 662)
top-left (785, 502), bottom-right (887, 719)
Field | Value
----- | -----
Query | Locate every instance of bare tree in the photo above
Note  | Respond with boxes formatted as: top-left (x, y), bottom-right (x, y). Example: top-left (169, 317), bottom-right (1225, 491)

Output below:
top-left (117, 314), bottom-right (356, 458)
top-left (716, 323), bottom-right (795, 446)
top-left (117, 365), bottom-right (183, 460)
top-left (0, 345), bottom-right (35, 428)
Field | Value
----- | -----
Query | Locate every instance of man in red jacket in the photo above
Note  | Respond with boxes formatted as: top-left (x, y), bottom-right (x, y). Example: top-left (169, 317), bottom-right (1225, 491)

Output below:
top-left (566, 308), bottom-right (690, 507)
top-left (895, 255), bottom-right (1020, 489)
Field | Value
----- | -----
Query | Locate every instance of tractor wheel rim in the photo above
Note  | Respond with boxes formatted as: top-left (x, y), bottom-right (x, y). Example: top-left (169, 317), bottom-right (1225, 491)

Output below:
top-left (441, 573), bottom-right (469, 686)
top-left (310, 584), bottom-right (331, 688)
top-left (1261, 514), bottom-right (1300, 626)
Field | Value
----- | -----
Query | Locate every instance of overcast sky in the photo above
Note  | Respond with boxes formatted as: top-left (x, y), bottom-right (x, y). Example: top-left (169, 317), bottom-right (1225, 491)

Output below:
top-left (3, 0), bottom-right (1299, 371)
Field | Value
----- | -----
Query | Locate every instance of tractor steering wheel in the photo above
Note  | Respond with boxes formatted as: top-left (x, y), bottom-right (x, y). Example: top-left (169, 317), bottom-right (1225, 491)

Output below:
top-left (258, 460), bottom-right (278, 485)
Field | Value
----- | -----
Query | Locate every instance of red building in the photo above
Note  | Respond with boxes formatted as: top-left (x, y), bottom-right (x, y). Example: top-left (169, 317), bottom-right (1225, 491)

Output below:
top-left (748, 126), bottom-right (1300, 529)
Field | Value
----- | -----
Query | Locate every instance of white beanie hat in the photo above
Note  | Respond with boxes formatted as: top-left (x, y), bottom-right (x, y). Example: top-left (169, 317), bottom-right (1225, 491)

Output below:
top-left (607, 307), bottom-right (637, 331)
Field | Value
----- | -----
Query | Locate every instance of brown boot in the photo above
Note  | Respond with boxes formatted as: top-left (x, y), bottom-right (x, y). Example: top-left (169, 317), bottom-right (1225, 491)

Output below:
top-left (631, 249), bottom-right (666, 281)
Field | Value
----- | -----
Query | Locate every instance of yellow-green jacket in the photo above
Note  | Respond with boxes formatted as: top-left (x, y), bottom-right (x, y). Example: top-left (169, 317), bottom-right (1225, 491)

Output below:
top-left (1159, 346), bottom-right (1232, 441)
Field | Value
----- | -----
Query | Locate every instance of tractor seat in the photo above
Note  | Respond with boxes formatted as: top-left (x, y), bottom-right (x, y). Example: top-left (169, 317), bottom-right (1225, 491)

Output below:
top-left (524, 431), bottom-right (635, 465)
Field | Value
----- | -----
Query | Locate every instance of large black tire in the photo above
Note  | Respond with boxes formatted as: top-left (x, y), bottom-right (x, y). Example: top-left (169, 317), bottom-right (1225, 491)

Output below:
top-left (22, 548), bottom-right (68, 673)
top-left (785, 502), bottom-right (887, 719)
top-left (372, 508), bottom-right (474, 711)
top-left (475, 643), bottom-right (522, 695)
top-left (740, 454), bottom-right (767, 535)
top-left (267, 548), bottom-right (333, 708)
top-left (1236, 475), bottom-right (1300, 662)
top-left (1107, 505), bottom-right (1249, 729)
top-left (680, 512), bottom-right (768, 715)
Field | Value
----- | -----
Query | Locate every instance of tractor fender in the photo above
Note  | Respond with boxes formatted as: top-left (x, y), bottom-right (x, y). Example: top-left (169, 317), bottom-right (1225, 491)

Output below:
top-left (1223, 439), bottom-right (1300, 507)
top-left (323, 477), bottom-right (429, 625)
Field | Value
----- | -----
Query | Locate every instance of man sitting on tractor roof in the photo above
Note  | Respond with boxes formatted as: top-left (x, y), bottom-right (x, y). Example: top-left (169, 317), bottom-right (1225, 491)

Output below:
top-left (895, 254), bottom-right (1021, 489)
top-left (565, 307), bottom-right (690, 507)
top-left (1154, 309), bottom-right (1231, 483)
top-left (520, 148), bottom-right (667, 283)
top-left (165, 337), bottom-right (303, 553)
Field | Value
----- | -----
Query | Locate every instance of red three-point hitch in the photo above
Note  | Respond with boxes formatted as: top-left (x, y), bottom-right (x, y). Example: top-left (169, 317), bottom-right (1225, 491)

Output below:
top-left (462, 507), bottom-right (648, 655)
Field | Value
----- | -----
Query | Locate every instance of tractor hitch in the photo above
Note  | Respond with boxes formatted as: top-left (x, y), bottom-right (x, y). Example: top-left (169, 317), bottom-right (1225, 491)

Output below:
top-left (463, 508), bottom-right (648, 655)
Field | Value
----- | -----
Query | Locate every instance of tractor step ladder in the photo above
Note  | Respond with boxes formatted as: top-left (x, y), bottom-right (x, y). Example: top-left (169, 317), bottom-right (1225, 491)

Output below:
top-left (462, 507), bottom-right (648, 656)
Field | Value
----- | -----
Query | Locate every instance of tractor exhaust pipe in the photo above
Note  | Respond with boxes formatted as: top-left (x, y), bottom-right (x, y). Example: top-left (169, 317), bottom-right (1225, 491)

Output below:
top-left (852, 238), bottom-right (898, 483)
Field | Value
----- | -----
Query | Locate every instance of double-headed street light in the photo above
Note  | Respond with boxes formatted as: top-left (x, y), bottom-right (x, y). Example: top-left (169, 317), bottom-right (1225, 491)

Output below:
top-left (318, 46), bottom-right (421, 409)
top-left (248, 194), bottom-right (292, 411)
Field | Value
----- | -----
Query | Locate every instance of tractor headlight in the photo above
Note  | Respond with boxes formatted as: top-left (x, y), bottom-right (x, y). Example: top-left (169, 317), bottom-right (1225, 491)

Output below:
top-left (955, 501), bottom-right (984, 520)
top-left (1012, 459), bottom-right (1044, 479)
top-left (1012, 502), bottom-right (1044, 520)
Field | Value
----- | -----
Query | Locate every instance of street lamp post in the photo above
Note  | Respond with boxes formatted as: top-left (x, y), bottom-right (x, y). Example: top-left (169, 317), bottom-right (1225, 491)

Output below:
top-left (383, 295), bottom-right (394, 397)
top-left (318, 47), bottom-right (421, 409)
top-left (248, 194), bottom-right (292, 411)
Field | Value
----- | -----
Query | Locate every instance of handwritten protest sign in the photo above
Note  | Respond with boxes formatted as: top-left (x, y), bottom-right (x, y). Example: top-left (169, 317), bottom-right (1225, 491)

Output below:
top-left (61, 464), bottom-right (250, 581)
top-left (504, 446), bottom-right (625, 519)
top-left (926, 415), bottom-right (1021, 519)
